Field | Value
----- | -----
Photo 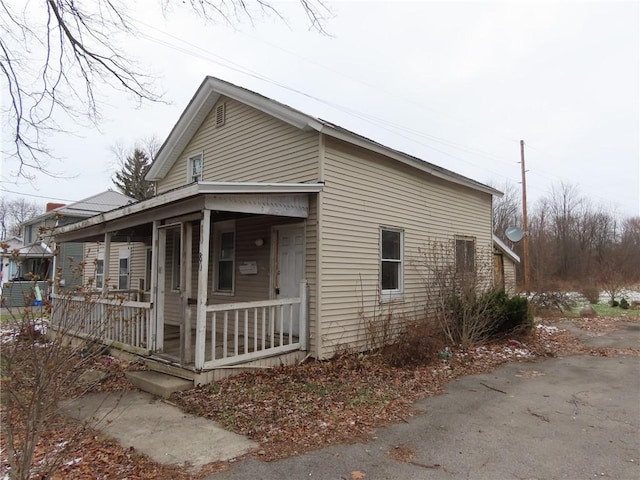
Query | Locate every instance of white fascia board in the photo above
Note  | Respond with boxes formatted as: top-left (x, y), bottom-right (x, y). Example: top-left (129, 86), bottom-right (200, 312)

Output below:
top-left (146, 77), bottom-right (324, 182)
top-left (146, 88), bottom-right (220, 181)
top-left (493, 234), bottom-right (521, 263)
top-left (204, 77), bottom-right (324, 132)
top-left (53, 182), bottom-right (324, 236)
top-left (54, 184), bottom-right (201, 235)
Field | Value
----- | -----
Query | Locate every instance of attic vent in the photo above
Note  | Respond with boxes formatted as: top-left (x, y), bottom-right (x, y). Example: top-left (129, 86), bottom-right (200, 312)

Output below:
top-left (215, 103), bottom-right (226, 127)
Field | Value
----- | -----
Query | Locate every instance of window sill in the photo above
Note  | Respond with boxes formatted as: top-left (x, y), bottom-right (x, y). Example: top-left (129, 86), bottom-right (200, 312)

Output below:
top-left (211, 291), bottom-right (234, 297)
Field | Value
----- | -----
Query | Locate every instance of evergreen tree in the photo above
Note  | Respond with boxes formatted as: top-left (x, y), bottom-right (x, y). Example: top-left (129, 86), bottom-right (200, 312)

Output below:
top-left (112, 149), bottom-right (155, 201)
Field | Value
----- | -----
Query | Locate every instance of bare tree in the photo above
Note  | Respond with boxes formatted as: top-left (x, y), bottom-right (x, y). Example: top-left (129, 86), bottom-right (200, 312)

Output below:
top-left (547, 182), bottom-right (583, 280)
top-left (0, 197), bottom-right (44, 239)
top-left (491, 179), bottom-right (521, 243)
top-left (1, 0), bottom-right (331, 182)
top-left (524, 181), bottom-right (637, 294)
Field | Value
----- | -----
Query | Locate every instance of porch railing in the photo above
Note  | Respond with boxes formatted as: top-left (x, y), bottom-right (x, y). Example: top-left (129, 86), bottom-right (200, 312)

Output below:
top-left (50, 293), bottom-right (153, 355)
top-left (200, 282), bottom-right (307, 369)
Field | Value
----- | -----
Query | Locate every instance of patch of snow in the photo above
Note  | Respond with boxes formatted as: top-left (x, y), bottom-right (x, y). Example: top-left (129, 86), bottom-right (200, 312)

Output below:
top-left (64, 458), bottom-right (82, 467)
top-left (536, 324), bottom-right (559, 333)
top-left (598, 290), bottom-right (640, 304)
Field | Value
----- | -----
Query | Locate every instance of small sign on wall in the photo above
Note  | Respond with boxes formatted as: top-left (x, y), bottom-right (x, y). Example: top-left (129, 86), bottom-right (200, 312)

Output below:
top-left (239, 261), bottom-right (258, 275)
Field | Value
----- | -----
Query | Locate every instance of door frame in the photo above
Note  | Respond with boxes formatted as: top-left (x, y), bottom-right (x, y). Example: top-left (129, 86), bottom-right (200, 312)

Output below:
top-left (269, 222), bottom-right (305, 301)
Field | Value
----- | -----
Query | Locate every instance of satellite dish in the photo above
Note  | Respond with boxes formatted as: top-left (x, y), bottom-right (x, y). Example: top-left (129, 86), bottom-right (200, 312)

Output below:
top-left (505, 226), bottom-right (525, 242)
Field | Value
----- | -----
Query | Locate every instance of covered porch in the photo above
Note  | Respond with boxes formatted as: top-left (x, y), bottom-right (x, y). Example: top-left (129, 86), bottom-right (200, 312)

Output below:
top-left (51, 182), bottom-right (321, 372)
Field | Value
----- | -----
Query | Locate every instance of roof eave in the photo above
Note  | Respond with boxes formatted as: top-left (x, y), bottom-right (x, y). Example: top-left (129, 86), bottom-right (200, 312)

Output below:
top-left (54, 182), bottom-right (324, 236)
top-left (146, 77), bottom-right (323, 182)
top-left (493, 234), bottom-right (521, 263)
top-left (317, 124), bottom-right (502, 197)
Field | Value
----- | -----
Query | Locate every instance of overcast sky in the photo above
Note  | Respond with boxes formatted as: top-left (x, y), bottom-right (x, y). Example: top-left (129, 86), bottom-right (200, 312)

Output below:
top-left (2, 0), bottom-right (638, 220)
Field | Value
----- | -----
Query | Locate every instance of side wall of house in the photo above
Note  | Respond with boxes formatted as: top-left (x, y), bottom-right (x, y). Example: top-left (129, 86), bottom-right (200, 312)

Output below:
top-left (59, 242), bottom-right (84, 289)
top-left (156, 97), bottom-right (319, 193)
top-left (319, 137), bottom-right (494, 358)
top-left (503, 257), bottom-right (517, 294)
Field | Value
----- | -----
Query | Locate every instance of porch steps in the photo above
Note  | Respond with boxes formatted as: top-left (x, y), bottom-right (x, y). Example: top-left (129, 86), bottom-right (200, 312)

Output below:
top-left (125, 371), bottom-right (193, 399)
top-left (145, 357), bottom-right (198, 381)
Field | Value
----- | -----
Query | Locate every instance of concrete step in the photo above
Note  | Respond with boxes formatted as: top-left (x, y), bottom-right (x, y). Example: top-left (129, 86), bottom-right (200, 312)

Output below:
top-left (125, 371), bottom-right (193, 399)
top-left (145, 357), bottom-right (197, 381)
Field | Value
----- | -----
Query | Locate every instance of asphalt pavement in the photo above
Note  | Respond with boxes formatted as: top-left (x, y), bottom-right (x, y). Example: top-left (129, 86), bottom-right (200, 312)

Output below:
top-left (207, 322), bottom-right (640, 480)
top-left (58, 320), bottom-right (639, 479)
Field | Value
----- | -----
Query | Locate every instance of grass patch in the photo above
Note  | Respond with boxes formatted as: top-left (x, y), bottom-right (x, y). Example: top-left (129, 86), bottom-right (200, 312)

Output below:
top-left (592, 303), bottom-right (640, 318)
top-left (0, 313), bottom-right (17, 324)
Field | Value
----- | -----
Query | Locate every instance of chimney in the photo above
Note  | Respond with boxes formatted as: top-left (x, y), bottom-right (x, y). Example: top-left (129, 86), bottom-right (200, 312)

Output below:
top-left (46, 202), bottom-right (65, 212)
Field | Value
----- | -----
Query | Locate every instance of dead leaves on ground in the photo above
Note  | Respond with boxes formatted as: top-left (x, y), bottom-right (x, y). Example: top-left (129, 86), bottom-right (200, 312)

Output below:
top-left (2, 315), bottom-right (638, 478)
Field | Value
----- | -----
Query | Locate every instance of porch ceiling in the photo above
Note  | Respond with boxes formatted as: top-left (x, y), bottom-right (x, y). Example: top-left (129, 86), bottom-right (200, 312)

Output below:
top-left (53, 182), bottom-right (323, 243)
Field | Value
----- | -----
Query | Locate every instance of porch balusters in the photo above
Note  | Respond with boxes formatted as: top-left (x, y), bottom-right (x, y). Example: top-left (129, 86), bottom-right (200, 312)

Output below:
top-left (201, 283), bottom-right (307, 369)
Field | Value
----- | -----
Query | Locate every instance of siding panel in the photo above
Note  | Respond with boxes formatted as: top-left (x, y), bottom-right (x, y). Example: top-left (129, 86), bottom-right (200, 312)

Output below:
top-left (157, 99), bottom-right (319, 193)
top-left (319, 138), bottom-right (494, 358)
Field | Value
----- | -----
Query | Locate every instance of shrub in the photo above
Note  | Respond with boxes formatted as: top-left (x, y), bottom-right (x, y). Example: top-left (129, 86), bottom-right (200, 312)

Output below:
top-left (611, 299), bottom-right (619, 307)
top-left (383, 322), bottom-right (443, 367)
top-left (619, 298), bottom-right (629, 310)
top-left (580, 284), bottom-right (600, 304)
top-left (530, 291), bottom-right (577, 316)
top-left (493, 295), bottom-right (533, 334)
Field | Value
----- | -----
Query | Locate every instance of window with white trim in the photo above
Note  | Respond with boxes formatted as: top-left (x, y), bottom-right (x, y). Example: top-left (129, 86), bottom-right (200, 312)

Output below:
top-left (189, 153), bottom-right (203, 183)
top-left (171, 230), bottom-right (181, 291)
top-left (381, 228), bottom-right (403, 294)
top-left (118, 247), bottom-right (130, 290)
top-left (213, 220), bottom-right (235, 294)
top-left (455, 236), bottom-right (476, 274)
top-left (95, 252), bottom-right (104, 289)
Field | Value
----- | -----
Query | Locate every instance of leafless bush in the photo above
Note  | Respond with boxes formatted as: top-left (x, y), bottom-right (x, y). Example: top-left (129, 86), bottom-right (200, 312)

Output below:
top-left (382, 321), bottom-right (443, 367)
top-left (357, 275), bottom-right (399, 352)
top-left (579, 283), bottom-right (600, 304)
top-left (415, 239), bottom-right (500, 349)
top-left (1, 268), bottom-right (128, 479)
top-left (529, 291), bottom-right (576, 316)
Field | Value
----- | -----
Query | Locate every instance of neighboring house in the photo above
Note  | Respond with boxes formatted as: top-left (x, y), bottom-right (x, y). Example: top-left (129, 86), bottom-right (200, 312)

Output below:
top-left (1, 192), bottom-right (134, 309)
top-left (18, 191), bottom-right (135, 290)
top-left (493, 234), bottom-right (520, 294)
top-left (52, 76), bottom-right (502, 384)
top-left (0, 236), bottom-right (24, 290)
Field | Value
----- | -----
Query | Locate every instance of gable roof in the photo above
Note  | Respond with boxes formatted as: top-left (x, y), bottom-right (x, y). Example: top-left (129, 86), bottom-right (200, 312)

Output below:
top-left (21, 190), bottom-right (135, 227)
top-left (493, 234), bottom-right (520, 264)
top-left (146, 76), bottom-right (501, 197)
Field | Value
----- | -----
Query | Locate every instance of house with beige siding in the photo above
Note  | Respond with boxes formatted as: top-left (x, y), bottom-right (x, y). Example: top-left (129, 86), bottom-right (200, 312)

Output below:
top-left (51, 76), bottom-right (502, 385)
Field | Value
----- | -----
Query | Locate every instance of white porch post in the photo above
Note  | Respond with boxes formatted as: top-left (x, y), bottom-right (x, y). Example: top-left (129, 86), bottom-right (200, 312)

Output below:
top-left (299, 280), bottom-right (308, 350)
top-left (156, 226), bottom-right (167, 352)
top-left (195, 209), bottom-right (211, 370)
top-left (182, 222), bottom-right (193, 364)
top-left (150, 221), bottom-right (160, 351)
top-left (102, 232), bottom-right (111, 298)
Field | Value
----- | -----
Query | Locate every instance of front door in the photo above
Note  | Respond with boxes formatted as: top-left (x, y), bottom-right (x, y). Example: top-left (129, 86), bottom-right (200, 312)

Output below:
top-left (273, 224), bottom-right (305, 337)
